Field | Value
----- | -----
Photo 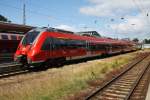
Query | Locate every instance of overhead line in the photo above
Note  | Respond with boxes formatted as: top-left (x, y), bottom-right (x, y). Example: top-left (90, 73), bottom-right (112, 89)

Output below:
top-left (132, 0), bottom-right (150, 22)
top-left (0, 2), bottom-right (55, 21)
top-left (0, 0), bottom-right (76, 24)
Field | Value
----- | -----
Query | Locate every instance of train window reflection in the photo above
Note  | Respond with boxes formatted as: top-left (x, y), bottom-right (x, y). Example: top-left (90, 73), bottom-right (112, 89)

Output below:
top-left (22, 31), bottom-right (39, 45)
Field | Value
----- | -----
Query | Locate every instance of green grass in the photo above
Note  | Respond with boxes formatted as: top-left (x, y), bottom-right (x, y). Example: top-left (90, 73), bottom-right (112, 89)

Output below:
top-left (0, 51), bottom-right (139, 100)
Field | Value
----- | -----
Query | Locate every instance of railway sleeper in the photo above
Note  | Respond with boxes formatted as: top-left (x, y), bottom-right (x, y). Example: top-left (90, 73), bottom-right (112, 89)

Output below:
top-left (101, 92), bottom-right (127, 99)
top-left (94, 96), bottom-right (116, 100)
top-left (109, 87), bottom-right (131, 91)
top-left (94, 94), bottom-right (122, 100)
top-left (114, 83), bottom-right (134, 86)
top-left (117, 80), bottom-right (136, 84)
top-left (120, 76), bottom-right (139, 79)
top-left (105, 89), bottom-right (129, 95)
top-left (111, 84), bottom-right (131, 88)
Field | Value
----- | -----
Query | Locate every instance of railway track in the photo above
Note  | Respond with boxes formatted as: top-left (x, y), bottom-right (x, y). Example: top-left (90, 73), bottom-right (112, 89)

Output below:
top-left (0, 51), bottom-right (137, 78)
top-left (0, 62), bottom-right (30, 78)
top-left (0, 57), bottom-right (13, 63)
top-left (85, 53), bottom-right (150, 100)
top-left (0, 53), bottom-right (13, 63)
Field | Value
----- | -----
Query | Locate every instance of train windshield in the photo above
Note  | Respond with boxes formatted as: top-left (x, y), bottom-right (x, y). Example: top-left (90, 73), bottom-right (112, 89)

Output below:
top-left (22, 31), bottom-right (40, 45)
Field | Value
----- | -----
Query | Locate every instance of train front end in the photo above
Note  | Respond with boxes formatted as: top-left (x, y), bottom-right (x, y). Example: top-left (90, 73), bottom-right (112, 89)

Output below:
top-left (14, 29), bottom-right (42, 67)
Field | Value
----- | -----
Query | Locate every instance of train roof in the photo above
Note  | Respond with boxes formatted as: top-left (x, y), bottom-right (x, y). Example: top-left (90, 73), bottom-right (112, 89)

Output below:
top-left (0, 22), bottom-right (34, 34)
top-left (31, 27), bottom-right (134, 45)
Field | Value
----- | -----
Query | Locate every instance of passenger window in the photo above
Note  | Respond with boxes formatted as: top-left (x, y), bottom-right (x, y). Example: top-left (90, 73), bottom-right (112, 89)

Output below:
top-left (53, 38), bottom-right (61, 49)
top-left (41, 38), bottom-right (51, 50)
top-left (67, 40), bottom-right (86, 48)
top-left (52, 38), bottom-right (86, 49)
top-left (53, 38), bottom-right (67, 49)
top-left (67, 40), bottom-right (77, 48)
top-left (1, 35), bottom-right (8, 40)
top-left (11, 35), bottom-right (17, 40)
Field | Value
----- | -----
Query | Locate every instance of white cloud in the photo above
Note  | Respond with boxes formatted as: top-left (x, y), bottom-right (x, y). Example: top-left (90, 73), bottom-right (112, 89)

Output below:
top-left (111, 14), bottom-right (148, 33)
top-left (54, 24), bottom-right (99, 32)
top-left (110, 14), bottom-right (150, 39)
top-left (80, 0), bottom-right (150, 17)
top-left (79, 0), bottom-right (150, 39)
top-left (54, 24), bottom-right (76, 32)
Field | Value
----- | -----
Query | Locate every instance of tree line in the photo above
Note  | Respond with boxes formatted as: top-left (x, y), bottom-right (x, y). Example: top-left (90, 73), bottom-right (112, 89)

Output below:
top-left (143, 39), bottom-right (150, 44)
top-left (132, 38), bottom-right (150, 44)
top-left (0, 14), bottom-right (11, 22)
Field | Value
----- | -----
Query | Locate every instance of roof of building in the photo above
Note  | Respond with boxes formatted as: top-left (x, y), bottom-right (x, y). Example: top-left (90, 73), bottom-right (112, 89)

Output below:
top-left (0, 22), bottom-right (34, 34)
top-left (77, 31), bottom-right (101, 37)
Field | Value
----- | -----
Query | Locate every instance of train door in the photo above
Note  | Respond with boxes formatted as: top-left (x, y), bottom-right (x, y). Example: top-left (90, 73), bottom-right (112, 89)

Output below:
top-left (41, 37), bottom-right (53, 59)
top-left (107, 44), bottom-right (112, 54)
top-left (86, 41), bottom-right (91, 56)
top-left (48, 38), bottom-right (53, 58)
top-left (51, 38), bottom-right (66, 58)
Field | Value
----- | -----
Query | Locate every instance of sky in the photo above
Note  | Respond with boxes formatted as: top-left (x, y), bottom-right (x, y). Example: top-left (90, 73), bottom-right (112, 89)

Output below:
top-left (0, 0), bottom-right (150, 40)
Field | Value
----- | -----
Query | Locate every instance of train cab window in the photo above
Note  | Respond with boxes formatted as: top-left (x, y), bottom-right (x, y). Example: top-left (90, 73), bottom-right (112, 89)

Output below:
top-left (22, 31), bottom-right (40, 45)
top-left (1, 35), bottom-right (8, 40)
top-left (11, 35), bottom-right (17, 40)
top-left (41, 37), bottom-right (52, 50)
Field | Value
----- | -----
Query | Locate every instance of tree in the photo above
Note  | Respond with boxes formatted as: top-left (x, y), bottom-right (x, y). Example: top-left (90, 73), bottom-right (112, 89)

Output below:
top-left (143, 39), bottom-right (150, 44)
top-left (0, 14), bottom-right (11, 22)
top-left (132, 38), bottom-right (139, 42)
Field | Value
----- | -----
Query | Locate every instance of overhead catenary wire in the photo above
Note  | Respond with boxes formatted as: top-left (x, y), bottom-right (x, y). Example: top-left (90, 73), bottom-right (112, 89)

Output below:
top-left (0, 0), bottom-right (95, 30)
top-left (0, 1), bottom-right (74, 25)
top-left (0, 0), bottom-right (78, 25)
top-left (132, 0), bottom-right (150, 23)
top-left (131, 0), bottom-right (150, 40)
top-left (0, 2), bottom-right (54, 20)
top-left (132, 0), bottom-right (145, 13)
top-left (138, 0), bottom-right (150, 23)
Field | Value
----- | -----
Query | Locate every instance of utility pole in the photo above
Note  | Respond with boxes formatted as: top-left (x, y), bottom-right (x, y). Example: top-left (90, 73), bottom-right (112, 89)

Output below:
top-left (23, 0), bottom-right (26, 25)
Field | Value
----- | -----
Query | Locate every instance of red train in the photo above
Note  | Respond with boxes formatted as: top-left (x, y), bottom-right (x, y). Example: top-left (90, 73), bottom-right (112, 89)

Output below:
top-left (14, 27), bottom-right (141, 68)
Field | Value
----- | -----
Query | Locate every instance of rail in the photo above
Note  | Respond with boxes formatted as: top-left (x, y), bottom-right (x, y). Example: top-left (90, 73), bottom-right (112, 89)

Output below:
top-left (85, 53), bottom-right (150, 100)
